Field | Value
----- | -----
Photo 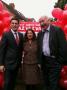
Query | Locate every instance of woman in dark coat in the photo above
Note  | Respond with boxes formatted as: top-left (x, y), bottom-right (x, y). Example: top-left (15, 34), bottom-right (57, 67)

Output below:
top-left (22, 29), bottom-right (41, 90)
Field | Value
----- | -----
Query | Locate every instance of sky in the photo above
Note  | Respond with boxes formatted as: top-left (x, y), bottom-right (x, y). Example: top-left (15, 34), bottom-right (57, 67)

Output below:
top-left (2, 0), bottom-right (58, 21)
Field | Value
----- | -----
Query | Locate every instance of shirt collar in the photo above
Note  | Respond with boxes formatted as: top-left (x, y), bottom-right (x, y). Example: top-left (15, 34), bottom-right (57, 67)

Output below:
top-left (47, 25), bottom-right (50, 31)
top-left (11, 29), bottom-right (18, 34)
top-left (42, 25), bottom-right (50, 32)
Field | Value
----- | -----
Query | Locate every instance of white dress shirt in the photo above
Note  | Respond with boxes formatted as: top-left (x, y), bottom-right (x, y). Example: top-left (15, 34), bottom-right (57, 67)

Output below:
top-left (42, 25), bottom-right (50, 56)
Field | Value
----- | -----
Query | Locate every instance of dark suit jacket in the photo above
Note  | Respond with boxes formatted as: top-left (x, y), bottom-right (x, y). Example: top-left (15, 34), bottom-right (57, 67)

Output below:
top-left (37, 25), bottom-right (67, 65)
top-left (0, 30), bottom-right (23, 70)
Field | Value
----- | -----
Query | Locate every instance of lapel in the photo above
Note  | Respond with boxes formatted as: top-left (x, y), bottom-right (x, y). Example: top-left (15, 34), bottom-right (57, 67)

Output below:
top-left (39, 31), bottom-right (43, 40)
top-left (48, 25), bottom-right (53, 56)
top-left (39, 31), bottom-right (45, 49)
top-left (49, 25), bottom-right (53, 46)
top-left (49, 25), bottom-right (56, 55)
top-left (18, 32), bottom-right (21, 44)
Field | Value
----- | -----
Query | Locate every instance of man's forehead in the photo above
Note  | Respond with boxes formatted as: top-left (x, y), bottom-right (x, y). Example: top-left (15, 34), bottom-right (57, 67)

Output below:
top-left (39, 16), bottom-right (49, 22)
top-left (11, 20), bottom-right (18, 23)
top-left (11, 20), bottom-right (18, 22)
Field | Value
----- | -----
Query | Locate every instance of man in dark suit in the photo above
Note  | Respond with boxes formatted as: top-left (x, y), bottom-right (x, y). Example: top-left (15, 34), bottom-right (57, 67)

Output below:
top-left (37, 16), bottom-right (67, 90)
top-left (0, 17), bottom-right (23, 90)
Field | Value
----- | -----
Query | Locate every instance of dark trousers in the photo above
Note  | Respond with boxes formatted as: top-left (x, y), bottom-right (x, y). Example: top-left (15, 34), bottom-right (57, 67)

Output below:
top-left (26, 85), bottom-right (39, 90)
top-left (3, 68), bottom-right (18, 90)
top-left (41, 55), bottom-right (62, 90)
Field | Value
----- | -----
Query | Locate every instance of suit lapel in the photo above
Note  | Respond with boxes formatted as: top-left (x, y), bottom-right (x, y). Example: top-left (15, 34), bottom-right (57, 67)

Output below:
top-left (49, 25), bottom-right (55, 55)
top-left (18, 32), bottom-right (21, 45)
top-left (49, 26), bottom-right (53, 46)
top-left (39, 31), bottom-right (45, 50)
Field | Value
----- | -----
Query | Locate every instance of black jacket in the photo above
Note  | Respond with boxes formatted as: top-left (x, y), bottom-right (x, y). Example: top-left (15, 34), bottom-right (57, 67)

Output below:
top-left (37, 25), bottom-right (67, 65)
top-left (0, 30), bottom-right (23, 69)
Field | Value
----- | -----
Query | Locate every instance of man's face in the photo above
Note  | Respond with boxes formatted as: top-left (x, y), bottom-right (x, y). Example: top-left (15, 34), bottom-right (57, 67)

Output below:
top-left (39, 17), bottom-right (50, 29)
top-left (10, 20), bottom-right (19, 32)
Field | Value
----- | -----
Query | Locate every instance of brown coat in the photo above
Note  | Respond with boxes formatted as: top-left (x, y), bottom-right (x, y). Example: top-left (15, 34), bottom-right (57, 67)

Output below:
top-left (22, 40), bottom-right (41, 84)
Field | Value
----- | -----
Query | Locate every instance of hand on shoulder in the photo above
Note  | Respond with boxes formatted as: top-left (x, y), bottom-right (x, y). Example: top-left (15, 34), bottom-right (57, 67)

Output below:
top-left (0, 65), bottom-right (5, 72)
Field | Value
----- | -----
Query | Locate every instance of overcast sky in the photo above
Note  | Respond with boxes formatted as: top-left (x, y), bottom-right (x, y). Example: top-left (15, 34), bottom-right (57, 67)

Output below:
top-left (2, 0), bottom-right (58, 21)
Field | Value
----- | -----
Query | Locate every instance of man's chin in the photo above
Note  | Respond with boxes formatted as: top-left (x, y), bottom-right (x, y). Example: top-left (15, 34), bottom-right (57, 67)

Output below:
top-left (13, 29), bottom-right (17, 32)
top-left (41, 26), bottom-right (47, 29)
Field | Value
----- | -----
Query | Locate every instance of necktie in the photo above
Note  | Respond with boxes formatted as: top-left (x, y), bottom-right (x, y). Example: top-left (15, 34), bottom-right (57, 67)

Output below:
top-left (14, 32), bottom-right (19, 44)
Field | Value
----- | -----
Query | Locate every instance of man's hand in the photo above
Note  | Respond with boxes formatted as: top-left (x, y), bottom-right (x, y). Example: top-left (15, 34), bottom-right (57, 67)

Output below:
top-left (38, 64), bottom-right (41, 69)
top-left (0, 65), bottom-right (5, 72)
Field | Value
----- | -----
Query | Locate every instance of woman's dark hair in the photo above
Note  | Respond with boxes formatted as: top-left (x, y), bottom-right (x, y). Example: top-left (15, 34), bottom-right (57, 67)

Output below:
top-left (24, 28), bottom-right (36, 42)
top-left (10, 16), bottom-right (20, 24)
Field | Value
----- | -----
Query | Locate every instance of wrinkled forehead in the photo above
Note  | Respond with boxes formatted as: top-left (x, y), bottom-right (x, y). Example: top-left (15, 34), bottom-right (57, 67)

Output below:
top-left (39, 16), bottom-right (49, 22)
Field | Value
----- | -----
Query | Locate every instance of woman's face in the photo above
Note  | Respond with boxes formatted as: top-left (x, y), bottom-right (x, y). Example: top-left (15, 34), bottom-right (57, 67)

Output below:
top-left (27, 30), bottom-right (33, 40)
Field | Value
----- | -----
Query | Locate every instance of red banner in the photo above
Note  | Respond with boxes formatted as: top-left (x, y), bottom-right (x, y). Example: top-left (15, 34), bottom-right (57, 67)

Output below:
top-left (18, 22), bottom-right (41, 32)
